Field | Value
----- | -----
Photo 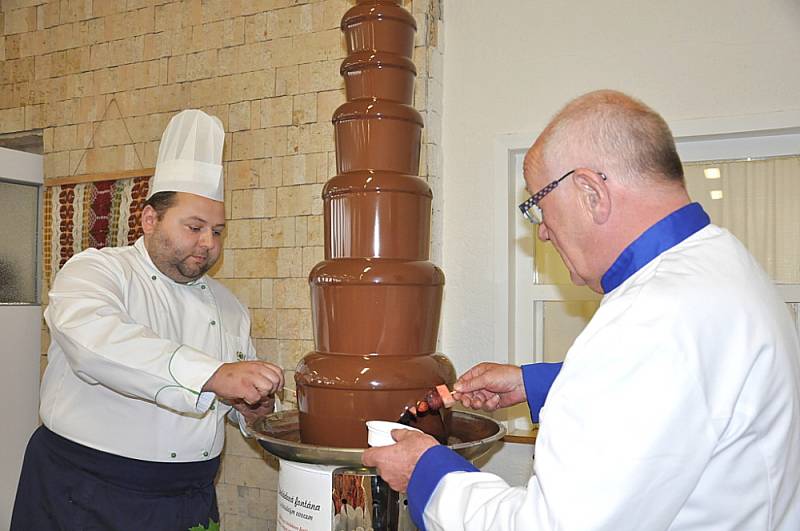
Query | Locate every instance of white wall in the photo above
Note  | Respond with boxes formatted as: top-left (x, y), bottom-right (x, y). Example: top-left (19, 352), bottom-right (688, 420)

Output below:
top-left (439, 0), bottom-right (800, 374)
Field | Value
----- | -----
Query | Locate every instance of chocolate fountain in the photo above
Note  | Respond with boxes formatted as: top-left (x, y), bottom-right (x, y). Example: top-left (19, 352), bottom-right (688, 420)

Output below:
top-left (246, 2), bottom-right (504, 529)
top-left (294, 0), bottom-right (455, 449)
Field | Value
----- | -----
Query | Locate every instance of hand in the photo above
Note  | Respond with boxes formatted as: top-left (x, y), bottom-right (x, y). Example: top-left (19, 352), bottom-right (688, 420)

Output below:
top-left (231, 397), bottom-right (275, 424)
top-left (202, 360), bottom-right (284, 405)
top-left (362, 429), bottom-right (439, 492)
top-left (452, 362), bottom-right (526, 411)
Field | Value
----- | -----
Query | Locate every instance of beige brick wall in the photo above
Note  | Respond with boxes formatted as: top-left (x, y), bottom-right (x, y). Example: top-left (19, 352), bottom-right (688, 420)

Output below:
top-left (1, 0), bottom-right (444, 528)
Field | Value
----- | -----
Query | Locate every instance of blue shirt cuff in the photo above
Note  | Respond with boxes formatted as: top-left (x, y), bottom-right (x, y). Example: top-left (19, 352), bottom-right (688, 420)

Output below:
top-left (521, 362), bottom-right (562, 423)
top-left (407, 445), bottom-right (479, 530)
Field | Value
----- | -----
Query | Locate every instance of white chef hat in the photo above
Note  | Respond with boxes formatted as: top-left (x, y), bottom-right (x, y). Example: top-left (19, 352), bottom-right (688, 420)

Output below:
top-left (148, 109), bottom-right (225, 202)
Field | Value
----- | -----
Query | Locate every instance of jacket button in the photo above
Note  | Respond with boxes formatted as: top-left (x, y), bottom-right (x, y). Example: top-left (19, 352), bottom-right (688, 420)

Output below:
top-left (210, 320), bottom-right (216, 326)
top-left (203, 451), bottom-right (209, 457)
top-left (170, 452), bottom-right (177, 458)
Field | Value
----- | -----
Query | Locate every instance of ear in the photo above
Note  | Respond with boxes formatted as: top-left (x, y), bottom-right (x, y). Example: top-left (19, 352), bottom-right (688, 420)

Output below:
top-left (140, 205), bottom-right (159, 235)
top-left (572, 169), bottom-right (611, 224)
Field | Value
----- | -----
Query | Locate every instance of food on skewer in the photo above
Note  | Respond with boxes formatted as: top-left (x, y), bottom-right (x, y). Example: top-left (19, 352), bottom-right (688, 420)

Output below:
top-left (398, 384), bottom-right (457, 424)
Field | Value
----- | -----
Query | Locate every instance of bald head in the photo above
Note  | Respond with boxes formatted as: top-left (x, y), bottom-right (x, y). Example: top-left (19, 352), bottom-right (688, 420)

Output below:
top-left (523, 90), bottom-right (692, 293)
top-left (533, 90), bottom-right (684, 187)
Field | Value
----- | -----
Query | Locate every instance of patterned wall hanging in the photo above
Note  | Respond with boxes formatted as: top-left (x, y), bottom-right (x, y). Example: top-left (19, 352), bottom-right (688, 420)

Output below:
top-left (43, 172), bottom-right (153, 286)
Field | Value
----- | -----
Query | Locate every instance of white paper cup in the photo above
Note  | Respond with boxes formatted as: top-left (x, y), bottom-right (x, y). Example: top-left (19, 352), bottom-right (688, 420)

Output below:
top-left (366, 420), bottom-right (422, 447)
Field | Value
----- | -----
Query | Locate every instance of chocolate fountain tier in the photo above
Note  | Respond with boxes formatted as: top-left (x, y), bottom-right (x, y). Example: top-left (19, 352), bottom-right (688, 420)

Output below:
top-left (342, 51), bottom-right (417, 104)
top-left (333, 99), bottom-right (423, 175)
top-left (296, 352), bottom-right (456, 447)
top-left (342, 1), bottom-right (417, 58)
top-left (296, 352), bottom-right (454, 388)
top-left (325, 171), bottom-right (432, 260)
top-left (310, 259), bottom-right (443, 355)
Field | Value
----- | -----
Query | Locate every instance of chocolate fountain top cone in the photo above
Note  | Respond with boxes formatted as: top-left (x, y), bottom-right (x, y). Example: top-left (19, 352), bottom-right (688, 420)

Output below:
top-left (342, 1), bottom-right (417, 58)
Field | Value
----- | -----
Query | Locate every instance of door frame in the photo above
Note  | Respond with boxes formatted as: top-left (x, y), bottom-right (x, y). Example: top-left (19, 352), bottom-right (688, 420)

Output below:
top-left (0, 145), bottom-right (44, 529)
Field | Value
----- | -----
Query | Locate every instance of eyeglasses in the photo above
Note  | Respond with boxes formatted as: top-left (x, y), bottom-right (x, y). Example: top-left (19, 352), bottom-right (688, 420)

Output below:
top-left (518, 169), bottom-right (607, 224)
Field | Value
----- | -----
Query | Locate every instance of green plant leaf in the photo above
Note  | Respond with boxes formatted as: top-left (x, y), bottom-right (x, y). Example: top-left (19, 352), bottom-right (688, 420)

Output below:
top-left (188, 519), bottom-right (220, 531)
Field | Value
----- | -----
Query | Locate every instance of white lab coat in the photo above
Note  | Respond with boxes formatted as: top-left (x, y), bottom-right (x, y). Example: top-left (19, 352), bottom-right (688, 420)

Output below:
top-left (423, 225), bottom-right (800, 530)
top-left (40, 237), bottom-right (255, 462)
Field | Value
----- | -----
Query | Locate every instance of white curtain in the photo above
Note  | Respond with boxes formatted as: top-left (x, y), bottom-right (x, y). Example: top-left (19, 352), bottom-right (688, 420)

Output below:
top-left (685, 156), bottom-right (800, 283)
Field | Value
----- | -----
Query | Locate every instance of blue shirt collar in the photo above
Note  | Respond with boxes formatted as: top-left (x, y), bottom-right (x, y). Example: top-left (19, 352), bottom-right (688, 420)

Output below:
top-left (601, 202), bottom-right (710, 293)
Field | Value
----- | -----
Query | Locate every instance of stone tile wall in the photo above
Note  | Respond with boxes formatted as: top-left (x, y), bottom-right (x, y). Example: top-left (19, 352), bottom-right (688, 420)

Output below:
top-left (1, 0), bottom-right (444, 528)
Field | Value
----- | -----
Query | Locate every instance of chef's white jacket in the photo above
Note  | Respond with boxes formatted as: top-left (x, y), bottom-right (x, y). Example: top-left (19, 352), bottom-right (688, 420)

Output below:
top-left (408, 204), bottom-right (800, 530)
top-left (40, 237), bottom-right (255, 462)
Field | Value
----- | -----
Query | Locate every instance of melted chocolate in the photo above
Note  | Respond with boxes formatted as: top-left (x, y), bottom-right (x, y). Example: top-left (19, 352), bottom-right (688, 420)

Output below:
top-left (296, 0), bottom-right (455, 448)
top-left (341, 2), bottom-right (417, 58)
top-left (323, 172), bottom-right (432, 260)
top-left (333, 99), bottom-right (423, 175)
top-left (341, 51), bottom-right (417, 103)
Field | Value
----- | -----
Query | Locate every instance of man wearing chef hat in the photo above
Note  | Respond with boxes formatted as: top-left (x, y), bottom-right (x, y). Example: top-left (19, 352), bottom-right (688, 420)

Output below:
top-left (11, 110), bottom-right (283, 530)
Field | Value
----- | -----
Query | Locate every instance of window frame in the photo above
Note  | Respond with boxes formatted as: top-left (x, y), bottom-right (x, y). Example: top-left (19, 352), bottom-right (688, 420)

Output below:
top-left (0, 147), bottom-right (44, 306)
top-left (493, 112), bottom-right (800, 432)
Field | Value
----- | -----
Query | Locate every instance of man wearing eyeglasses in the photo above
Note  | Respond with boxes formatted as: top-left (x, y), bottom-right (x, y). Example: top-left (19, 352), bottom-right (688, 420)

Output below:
top-left (363, 90), bottom-right (800, 530)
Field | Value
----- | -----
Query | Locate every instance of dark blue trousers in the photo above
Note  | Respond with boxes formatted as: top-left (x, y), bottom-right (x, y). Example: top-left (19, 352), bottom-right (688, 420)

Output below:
top-left (11, 426), bottom-right (220, 531)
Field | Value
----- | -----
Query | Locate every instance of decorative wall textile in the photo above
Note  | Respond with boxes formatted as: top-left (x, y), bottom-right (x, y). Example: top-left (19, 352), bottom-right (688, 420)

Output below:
top-left (44, 176), bottom-right (152, 286)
